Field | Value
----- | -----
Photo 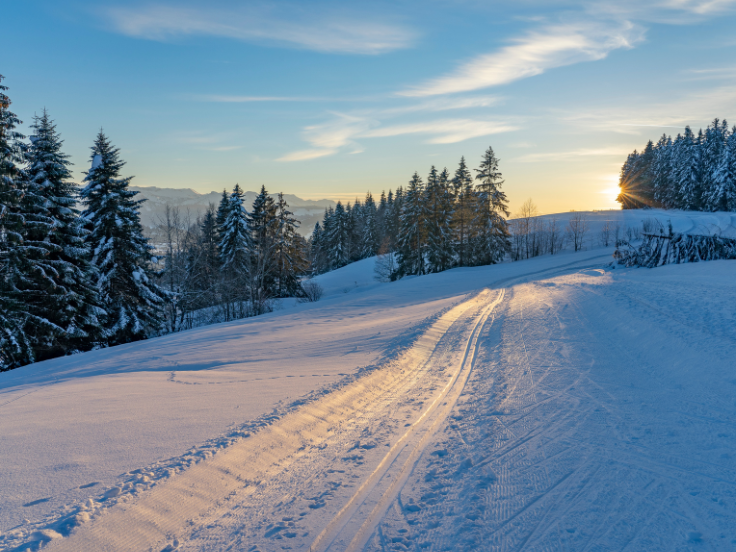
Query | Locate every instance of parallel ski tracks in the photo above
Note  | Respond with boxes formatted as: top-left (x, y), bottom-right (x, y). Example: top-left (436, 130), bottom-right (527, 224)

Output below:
top-left (310, 289), bottom-right (505, 552)
top-left (45, 288), bottom-right (504, 552)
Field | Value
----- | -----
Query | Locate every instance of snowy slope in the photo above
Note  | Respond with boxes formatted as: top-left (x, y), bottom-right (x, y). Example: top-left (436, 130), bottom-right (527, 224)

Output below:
top-left (1, 210), bottom-right (735, 552)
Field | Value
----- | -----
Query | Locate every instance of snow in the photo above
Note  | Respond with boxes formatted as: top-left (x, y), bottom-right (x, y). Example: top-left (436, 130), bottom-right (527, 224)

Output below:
top-left (90, 155), bottom-right (102, 170)
top-left (1, 209), bottom-right (735, 551)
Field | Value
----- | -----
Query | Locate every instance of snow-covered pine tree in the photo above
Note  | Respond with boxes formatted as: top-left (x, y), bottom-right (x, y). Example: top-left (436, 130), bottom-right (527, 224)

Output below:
top-left (426, 167), bottom-right (454, 272)
top-left (710, 125), bottom-right (736, 212)
top-left (0, 75), bottom-right (33, 369)
top-left (383, 189), bottom-right (399, 253)
top-left (80, 131), bottom-right (167, 345)
top-left (21, 110), bottom-right (105, 359)
top-left (652, 135), bottom-right (674, 208)
top-left (273, 192), bottom-right (302, 297)
top-left (218, 184), bottom-right (252, 318)
top-left (676, 127), bottom-right (703, 210)
top-left (397, 172), bottom-right (426, 276)
top-left (361, 192), bottom-right (379, 258)
top-left (327, 202), bottom-right (350, 269)
top-left (472, 146), bottom-right (510, 265)
top-left (451, 158), bottom-right (474, 266)
top-left (701, 119), bottom-right (729, 211)
top-left (215, 188), bottom-right (229, 238)
top-left (184, 206), bottom-right (220, 315)
top-left (309, 221), bottom-right (327, 275)
top-left (249, 185), bottom-right (278, 310)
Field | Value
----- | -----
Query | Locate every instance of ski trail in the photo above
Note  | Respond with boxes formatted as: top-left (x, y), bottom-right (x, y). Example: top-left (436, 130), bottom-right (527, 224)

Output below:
top-left (45, 290), bottom-right (494, 552)
top-left (310, 289), bottom-right (505, 552)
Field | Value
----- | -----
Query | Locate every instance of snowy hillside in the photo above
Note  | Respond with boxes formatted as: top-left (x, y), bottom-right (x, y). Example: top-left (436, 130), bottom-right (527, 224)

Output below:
top-left (131, 186), bottom-right (336, 235)
top-left (1, 210), bottom-right (735, 551)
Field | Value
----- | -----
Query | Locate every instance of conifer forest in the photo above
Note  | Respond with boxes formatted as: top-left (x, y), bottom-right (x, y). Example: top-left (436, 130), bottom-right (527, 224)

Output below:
top-left (0, 76), bottom-right (511, 371)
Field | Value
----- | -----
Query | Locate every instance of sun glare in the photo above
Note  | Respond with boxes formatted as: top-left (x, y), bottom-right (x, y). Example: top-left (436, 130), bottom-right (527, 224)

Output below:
top-left (598, 174), bottom-right (620, 209)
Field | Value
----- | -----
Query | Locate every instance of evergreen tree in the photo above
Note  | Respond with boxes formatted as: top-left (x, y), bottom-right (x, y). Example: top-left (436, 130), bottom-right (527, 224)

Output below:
top-left (701, 119), bottom-right (729, 211)
top-left (218, 184), bottom-right (252, 319)
top-left (711, 126), bottom-right (736, 212)
top-left (677, 126), bottom-right (702, 210)
top-left (397, 173), bottom-right (426, 276)
top-left (219, 184), bottom-right (251, 275)
top-left (652, 135), bottom-right (675, 208)
top-left (249, 185), bottom-right (278, 308)
top-left (426, 167), bottom-right (454, 272)
top-left (0, 75), bottom-right (32, 369)
top-left (327, 202), bottom-right (350, 269)
top-left (21, 110), bottom-right (104, 358)
top-left (80, 131), bottom-right (167, 345)
top-left (361, 192), bottom-right (379, 258)
top-left (472, 146), bottom-right (510, 265)
top-left (309, 221), bottom-right (328, 275)
top-left (273, 192), bottom-right (301, 297)
top-left (452, 158), bottom-right (474, 266)
top-left (215, 188), bottom-right (229, 238)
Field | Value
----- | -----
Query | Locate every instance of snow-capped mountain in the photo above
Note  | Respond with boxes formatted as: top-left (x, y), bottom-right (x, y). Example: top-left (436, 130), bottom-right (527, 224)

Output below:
top-left (131, 186), bottom-right (336, 236)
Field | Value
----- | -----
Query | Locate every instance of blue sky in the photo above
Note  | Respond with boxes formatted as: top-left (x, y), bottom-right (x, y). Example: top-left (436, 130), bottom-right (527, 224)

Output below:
top-left (4, 0), bottom-right (736, 213)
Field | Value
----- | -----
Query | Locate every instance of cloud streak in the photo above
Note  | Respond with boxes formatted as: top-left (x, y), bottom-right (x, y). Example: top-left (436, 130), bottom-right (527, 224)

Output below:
top-left (104, 4), bottom-right (416, 54)
top-left (512, 147), bottom-right (630, 163)
top-left (399, 21), bottom-right (643, 97)
top-left (278, 114), bottom-right (518, 161)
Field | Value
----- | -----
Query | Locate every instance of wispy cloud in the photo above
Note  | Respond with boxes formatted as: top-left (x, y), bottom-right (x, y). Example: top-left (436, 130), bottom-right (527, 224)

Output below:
top-left (277, 114), bottom-right (518, 161)
top-left (103, 4), bottom-right (416, 54)
top-left (364, 119), bottom-right (518, 144)
top-left (277, 114), bottom-right (374, 162)
top-left (512, 147), bottom-right (629, 163)
top-left (399, 21), bottom-right (643, 97)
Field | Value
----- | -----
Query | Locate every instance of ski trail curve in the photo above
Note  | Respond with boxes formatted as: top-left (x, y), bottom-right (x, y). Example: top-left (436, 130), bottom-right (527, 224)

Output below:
top-left (45, 290), bottom-right (495, 552)
top-left (310, 289), bottom-right (505, 552)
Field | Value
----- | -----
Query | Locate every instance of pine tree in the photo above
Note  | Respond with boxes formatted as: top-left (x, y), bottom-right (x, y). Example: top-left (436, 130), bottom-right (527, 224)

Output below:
top-left (215, 188), bottom-right (229, 239)
top-left (452, 158), bottom-right (474, 266)
top-left (80, 131), bottom-right (167, 345)
top-left (361, 192), bottom-right (379, 258)
top-left (309, 221), bottom-right (327, 275)
top-left (426, 167), bottom-right (454, 272)
top-left (676, 127), bottom-right (703, 210)
top-left (216, 185), bottom-right (252, 320)
top-left (0, 75), bottom-right (32, 369)
top-left (327, 202), bottom-right (350, 269)
top-left (712, 126), bottom-right (736, 212)
top-left (249, 185), bottom-right (278, 309)
top-left (219, 184), bottom-right (251, 276)
top-left (652, 135), bottom-right (674, 208)
top-left (701, 119), bottom-right (729, 211)
top-left (397, 172), bottom-right (426, 276)
top-left (472, 146), bottom-right (510, 265)
top-left (21, 110), bottom-right (104, 359)
top-left (273, 192), bottom-right (302, 297)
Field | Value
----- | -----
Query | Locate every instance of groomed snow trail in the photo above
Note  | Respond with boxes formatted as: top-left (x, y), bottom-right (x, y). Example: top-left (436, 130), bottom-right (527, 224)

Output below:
top-left (365, 265), bottom-right (736, 551)
top-left (45, 289), bottom-right (504, 552)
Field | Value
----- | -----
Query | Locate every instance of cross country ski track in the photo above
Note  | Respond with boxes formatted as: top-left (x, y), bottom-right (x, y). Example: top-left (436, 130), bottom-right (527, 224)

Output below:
top-left (43, 279), bottom-right (523, 552)
top-left (12, 252), bottom-right (734, 552)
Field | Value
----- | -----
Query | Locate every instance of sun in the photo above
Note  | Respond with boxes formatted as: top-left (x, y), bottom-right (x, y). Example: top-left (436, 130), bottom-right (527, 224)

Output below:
top-left (598, 175), bottom-right (620, 209)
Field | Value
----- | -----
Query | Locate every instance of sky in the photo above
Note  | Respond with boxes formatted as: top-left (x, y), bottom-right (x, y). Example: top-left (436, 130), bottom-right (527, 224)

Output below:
top-left (4, 0), bottom-right (736, 214)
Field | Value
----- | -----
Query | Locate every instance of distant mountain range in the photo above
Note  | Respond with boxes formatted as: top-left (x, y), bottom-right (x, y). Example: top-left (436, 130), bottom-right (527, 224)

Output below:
top-left (131, 186), bottom-right (336, 236)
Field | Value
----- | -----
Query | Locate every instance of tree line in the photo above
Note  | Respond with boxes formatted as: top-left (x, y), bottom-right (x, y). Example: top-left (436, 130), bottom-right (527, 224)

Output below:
top-left (309, 150), bottom-right (511, 279)
top-left (617, 118), bottom-right (736, 211)
top-left (0, 74), bottom-right (514, 371)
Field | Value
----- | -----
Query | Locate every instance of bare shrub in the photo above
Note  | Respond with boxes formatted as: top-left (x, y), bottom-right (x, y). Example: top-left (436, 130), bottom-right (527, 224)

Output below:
top-left (546, 217), bottom-right (565, 254)
top-left (298, 281), bottom-right (324, 303)
top-left (600, 221), bottom-right (613, 247)
top-left (374, 239), bottom-right (398, 281)
top-left (567, 213), bottom-right (588, 252)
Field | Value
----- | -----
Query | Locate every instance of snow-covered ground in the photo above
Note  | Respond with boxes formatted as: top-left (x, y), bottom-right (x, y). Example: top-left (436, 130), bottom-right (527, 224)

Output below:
top-left (1, 210), bottom-right (735, 551)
